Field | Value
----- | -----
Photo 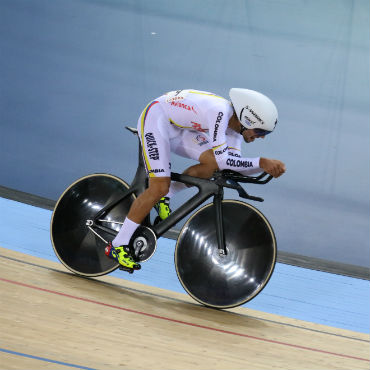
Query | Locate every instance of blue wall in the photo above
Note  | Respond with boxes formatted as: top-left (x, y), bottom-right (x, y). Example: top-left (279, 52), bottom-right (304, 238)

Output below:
top-left (0, 0), bottom-right (369, 267)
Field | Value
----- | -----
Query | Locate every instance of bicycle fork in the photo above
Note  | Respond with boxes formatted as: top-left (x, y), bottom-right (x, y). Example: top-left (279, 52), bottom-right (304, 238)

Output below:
top-left (213, 187), bottom-right (227, 256)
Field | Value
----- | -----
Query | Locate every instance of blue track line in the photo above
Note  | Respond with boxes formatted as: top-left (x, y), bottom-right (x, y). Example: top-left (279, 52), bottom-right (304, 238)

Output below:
top-left (0, 348), bottom-right (98, 370)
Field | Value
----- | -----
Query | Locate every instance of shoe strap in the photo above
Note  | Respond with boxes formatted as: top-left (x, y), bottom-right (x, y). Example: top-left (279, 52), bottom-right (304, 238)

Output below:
top-left (159, 197), bottom-right (170, 206)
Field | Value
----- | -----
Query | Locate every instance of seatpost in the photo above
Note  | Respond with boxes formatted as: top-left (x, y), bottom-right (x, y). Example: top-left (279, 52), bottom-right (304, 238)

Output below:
top-left (214, 185), bottom-right (227, 255)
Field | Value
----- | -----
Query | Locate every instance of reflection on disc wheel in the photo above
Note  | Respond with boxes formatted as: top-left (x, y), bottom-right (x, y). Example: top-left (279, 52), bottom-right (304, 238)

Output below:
top-left (175, 200), bottom-right (276, 309)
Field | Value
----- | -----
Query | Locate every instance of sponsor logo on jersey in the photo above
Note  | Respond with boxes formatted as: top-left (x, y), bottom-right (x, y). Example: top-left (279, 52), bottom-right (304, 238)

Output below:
top-left (194, 134), bottom-right (209, 146)
top-left (170, 101), bottom-right (197, 114)
top-left (148, 168), bottom-right (165, 174)
top-left (228, 151), bottom-right (241, 158)
top-left (191, 121), bottom-right (207, 132)
top-left (213, 112), bottom-right (223, 142)
top-left (165, 95), bottom-right (184, 104)
top-left (165, 90), bottom-right (190, 103)
top-left (145, 132), bottom-right (160, 160)
top-left (226, 158), bottom-right (253, 168)
top-left (166, 96), bottom-right (184, 103)
top-left (214, 146), bottom-right (228, 155)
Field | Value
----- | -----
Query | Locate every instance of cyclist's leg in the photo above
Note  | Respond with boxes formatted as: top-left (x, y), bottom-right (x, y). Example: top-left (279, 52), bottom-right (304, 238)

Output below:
top-left (108, 101), bottom-right (171, 268)
top-left (171, 130), bottom-right (218, 179)
top-left (127, 177), bottom-right (170, 223)
top-left (123, 99), bottom-right (172, 226)
top-left (183, 148), bottom-right (218, 178)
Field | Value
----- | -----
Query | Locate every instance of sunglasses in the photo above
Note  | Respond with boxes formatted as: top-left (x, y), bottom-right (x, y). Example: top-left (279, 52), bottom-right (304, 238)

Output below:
top-left (240, 126), bottom-right (272, 137)
top-left (253, 128), bottom-right (272, 137)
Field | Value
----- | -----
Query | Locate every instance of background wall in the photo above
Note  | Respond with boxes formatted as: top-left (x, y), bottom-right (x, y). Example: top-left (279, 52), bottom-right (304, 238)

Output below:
top-left (0, 0), bottom-right (369, 267)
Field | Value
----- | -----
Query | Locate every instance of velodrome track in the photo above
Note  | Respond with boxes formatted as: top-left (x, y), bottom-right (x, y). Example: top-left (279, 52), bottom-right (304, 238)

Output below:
top-left (0, 197), bottom-right (369, 369)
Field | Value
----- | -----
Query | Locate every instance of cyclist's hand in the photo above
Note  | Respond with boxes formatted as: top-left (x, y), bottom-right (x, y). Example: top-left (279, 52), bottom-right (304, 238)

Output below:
top-left (259, 158), bottom-right (286, 178)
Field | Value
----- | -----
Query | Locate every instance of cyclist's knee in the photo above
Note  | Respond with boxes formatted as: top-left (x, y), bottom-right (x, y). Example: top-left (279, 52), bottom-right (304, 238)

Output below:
top-left (199, 149), bottom-right (219, 170)
top-left (199, 154), bottom-right (219, 176)
top-left (148, 177), bottom-right (171, 198)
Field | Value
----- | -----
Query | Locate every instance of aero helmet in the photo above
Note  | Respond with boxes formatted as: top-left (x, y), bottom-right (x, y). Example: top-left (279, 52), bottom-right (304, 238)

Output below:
top-left (229, 88), bottom-right (278, 133)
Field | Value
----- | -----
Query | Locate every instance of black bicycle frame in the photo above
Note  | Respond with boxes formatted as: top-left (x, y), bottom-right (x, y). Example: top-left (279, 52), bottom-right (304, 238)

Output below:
top-left (91, 127), bottom-right (272, 255)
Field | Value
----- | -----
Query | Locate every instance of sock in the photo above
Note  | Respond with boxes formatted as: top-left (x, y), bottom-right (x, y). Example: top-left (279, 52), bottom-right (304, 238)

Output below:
top-left (112, 218), bottom-right (140, 247)
top-left (166, 181), bottom-right (187, 199)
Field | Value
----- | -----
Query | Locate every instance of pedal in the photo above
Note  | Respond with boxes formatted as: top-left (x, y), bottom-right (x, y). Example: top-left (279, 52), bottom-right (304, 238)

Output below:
top-left (119, 265), bottom-right (134, 274)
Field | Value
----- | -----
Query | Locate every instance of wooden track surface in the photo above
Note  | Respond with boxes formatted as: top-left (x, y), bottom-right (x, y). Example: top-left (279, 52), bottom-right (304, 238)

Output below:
top-left (0, 247), bottom-right (369, 370)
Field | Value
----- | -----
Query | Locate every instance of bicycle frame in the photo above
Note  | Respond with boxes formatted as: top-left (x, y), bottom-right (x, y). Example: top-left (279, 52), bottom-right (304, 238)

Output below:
top-left (90, 127), bottom-right (272, 255)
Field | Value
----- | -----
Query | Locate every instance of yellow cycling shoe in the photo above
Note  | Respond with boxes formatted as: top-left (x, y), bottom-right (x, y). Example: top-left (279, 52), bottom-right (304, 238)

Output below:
top-left (154, 196), bottom-right (171, 222)
top-left (105, 243), bottom-right (141, 273)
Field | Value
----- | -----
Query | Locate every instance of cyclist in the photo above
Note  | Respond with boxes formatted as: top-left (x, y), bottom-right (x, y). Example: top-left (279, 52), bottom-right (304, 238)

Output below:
top-left (105, 88), bottom-right (286, 271)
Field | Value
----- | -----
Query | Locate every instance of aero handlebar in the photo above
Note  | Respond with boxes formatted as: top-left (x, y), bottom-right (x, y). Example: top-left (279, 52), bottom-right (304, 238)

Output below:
top-left (213, 170), bottom-right (273, 202)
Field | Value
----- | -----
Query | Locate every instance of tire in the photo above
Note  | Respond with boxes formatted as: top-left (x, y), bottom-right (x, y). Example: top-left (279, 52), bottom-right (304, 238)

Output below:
top-left (175, 200), bottom-right (276, 309)
top-left (50, 173), bottom-right (135, 276)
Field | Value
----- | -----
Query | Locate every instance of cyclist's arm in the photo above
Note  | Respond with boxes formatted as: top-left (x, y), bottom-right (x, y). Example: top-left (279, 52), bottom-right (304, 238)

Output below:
top-left (225, 132), bottom-right (263, 175)
top-left (217, 148), bottom-right (263, 175)
top-left (208, 108), bottom-right (263, 175)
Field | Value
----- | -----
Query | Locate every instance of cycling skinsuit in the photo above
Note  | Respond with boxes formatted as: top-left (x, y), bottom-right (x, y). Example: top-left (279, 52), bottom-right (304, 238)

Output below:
top-left (137, 89), bottom-right (262, 177)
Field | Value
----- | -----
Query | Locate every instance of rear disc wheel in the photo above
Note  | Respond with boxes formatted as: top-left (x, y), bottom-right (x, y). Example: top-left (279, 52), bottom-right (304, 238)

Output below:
top-left (50, 173), bottom-right (135, 276)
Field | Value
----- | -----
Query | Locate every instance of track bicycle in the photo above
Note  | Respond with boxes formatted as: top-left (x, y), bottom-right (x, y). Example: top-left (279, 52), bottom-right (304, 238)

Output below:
top-left (51, 127), bottom-right (277, 309)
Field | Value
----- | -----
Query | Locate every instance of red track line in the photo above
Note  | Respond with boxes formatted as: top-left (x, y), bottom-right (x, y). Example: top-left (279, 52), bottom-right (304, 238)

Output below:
top-left (1, 277), bottom-right (368, 363)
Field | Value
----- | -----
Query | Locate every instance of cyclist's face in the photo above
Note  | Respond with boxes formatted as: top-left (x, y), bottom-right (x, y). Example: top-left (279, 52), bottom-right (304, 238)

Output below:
top-left (242, 129), bottom-right (266, 143)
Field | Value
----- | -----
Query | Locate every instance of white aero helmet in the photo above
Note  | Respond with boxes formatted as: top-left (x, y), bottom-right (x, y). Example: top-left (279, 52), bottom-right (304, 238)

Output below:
top-left (229, 88), bottom-right (278, 134)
